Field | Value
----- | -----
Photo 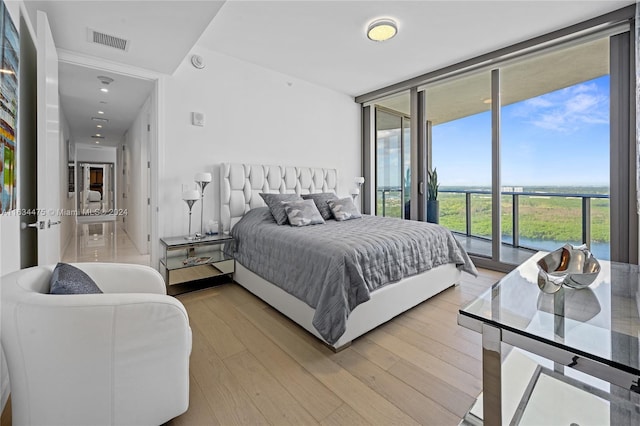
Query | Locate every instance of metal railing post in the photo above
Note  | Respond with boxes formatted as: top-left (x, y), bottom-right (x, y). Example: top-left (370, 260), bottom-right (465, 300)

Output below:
top-left (465, 192), bottom-right (472, 236)
top-left (582, 197), bottom-right (591, 248)
top-left (512, 194), bottom-right (519, 248)
top-left (438, 189), bottom-right (607, 255)
top-left (382, 190), bottom-right (386, 217)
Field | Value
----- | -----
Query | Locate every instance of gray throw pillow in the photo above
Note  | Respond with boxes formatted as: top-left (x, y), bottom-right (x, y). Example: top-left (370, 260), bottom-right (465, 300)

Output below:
top-left (282, 199), bottom-right (325, 227)
top-left (49, 262), bottom-right (103, 295)
top-left (301, 192), bottom-right (338, 220)
top-left (327, 197), bottom-right (362, 221)
top-left (259, 193), bottom-right (303, 225)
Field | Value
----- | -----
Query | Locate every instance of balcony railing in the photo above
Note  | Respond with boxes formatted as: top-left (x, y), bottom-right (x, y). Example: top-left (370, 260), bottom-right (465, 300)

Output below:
top-left (439, 189), bottom-right (609, 251)
top-left (376, 187), bottom-right (610, 256)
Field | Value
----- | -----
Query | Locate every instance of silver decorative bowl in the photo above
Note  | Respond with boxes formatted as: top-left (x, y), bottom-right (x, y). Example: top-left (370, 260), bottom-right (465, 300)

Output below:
top-left (536, 244), bottom-right (601, 294)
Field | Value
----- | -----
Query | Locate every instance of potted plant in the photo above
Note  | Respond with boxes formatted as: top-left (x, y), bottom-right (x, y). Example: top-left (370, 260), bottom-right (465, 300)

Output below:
top-left (427, 168), bottom-right (439, 224)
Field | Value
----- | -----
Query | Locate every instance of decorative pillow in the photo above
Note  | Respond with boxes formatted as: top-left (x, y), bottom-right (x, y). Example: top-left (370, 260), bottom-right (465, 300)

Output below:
top-left (327, 197), bottom-right (362, 221)
top-left (259, 193), bottom-right (303, 225)
top-left (282, 199), bottom-right (325, 227)
top-left (301, 192), bottom-right (338, 220)
top-left (49, 262), bottom-right (103, 295)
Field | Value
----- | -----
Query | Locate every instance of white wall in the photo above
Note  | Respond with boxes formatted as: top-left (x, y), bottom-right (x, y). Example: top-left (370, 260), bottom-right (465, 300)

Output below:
top-left (75, 143), bottom-right (117, 164)
top-left (159, 47), bottom-right (361, 242)
top-left (123, 96), bottom-right (151, 254)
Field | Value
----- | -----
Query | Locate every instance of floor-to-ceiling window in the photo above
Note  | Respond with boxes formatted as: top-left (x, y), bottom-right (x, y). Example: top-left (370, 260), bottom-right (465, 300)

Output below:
top-left (375, 92), bottom-right (411, 219)
top-left (361, 18), bottom-right (634, 269)
top-left (426, 71), bottom-right (493, 257)
top-left (500, 37), bottom-right (610, 260)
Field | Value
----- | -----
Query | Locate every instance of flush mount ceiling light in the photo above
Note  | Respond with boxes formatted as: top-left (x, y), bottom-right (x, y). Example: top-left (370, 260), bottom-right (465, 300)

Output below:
top-left (367, 18), bottom-right (398, 42)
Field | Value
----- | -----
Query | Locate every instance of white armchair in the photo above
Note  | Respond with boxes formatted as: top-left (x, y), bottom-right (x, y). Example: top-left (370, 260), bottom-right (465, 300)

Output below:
top-left (1, 263), bottom-right (192, 426)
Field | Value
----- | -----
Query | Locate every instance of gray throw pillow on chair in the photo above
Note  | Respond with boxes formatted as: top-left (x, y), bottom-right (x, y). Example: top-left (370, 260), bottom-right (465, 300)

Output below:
top-left (49, 263), bottom-right (103, 295)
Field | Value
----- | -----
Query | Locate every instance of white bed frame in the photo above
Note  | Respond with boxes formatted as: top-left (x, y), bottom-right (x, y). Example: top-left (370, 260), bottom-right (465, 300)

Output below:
top-left (220, 163), bottom-right (461, 350)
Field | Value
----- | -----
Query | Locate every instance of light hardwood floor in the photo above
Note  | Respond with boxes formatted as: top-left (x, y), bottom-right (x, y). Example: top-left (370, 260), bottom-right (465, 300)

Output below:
top-left (168, 268), bottom-right (503, 426)
top-left (0, 269), bottom-right (502, 425)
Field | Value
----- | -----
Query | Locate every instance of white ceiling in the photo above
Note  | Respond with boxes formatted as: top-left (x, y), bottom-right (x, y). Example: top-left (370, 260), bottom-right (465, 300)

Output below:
top-left (23, 0), bottom-right (225, 147)
top-left (23, 0), bottom-right (225, 75)
top-left (22, 0), bottom-right (634, 146)
top-left (58, 62), bottom-right (155, 146)
top-left (199, 0), bottom-right (633, 97)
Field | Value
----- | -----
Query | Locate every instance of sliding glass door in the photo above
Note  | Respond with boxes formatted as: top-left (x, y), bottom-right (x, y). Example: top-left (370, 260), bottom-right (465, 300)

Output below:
top-left (375, 93), bottom-right (411, 219)
top-left (425, 72), bottom-right (493, 257)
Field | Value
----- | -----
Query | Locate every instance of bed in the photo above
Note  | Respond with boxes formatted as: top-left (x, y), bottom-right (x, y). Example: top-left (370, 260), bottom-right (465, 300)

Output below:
top-left (85, 190), bottom-right (102, 213)
top-left (220, 163), bottom-right (477, 350)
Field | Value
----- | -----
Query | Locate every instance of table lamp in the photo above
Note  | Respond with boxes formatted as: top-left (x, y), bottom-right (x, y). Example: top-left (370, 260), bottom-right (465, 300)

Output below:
top-left (182, 189), bottom-right (200, 240)
top-left (194, 172), bottom-right (212, 238)
top-left (352, 176), bottom-right (365, 200)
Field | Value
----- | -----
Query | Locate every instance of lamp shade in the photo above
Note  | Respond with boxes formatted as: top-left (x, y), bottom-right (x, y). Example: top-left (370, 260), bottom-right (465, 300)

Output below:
top-left (351, 187), bottom-right (360, 195)
top-left (194, 172), bottom-right (212, 183)
top-left (354, 176), bottom-right (365, 184)
top-left (182, 189), bottom-right (200, 201)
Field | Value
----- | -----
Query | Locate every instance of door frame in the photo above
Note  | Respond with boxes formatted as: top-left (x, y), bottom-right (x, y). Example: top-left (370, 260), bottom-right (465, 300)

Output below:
top-left (57, 49), bottom-right (165, 269)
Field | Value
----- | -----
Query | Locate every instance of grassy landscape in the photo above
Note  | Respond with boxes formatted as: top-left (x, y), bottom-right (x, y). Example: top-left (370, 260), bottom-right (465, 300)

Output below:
top-left (376, 186), bottom-right (610, 244)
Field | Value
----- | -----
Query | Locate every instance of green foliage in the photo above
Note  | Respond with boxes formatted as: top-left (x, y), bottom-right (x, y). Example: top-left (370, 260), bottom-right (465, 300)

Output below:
top-left (428, 168), bottom-right (439, 201)
top-left (375, 187), bottom-right (611, 246)
top-left (438, 192), bottom-right (610, 244)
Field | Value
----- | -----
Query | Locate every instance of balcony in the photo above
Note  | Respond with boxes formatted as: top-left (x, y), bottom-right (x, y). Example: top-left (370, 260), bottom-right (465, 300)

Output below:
top-left (376, 188), bottom-right (610, 265)
top-left (440, 189), bottom-right (610, 263)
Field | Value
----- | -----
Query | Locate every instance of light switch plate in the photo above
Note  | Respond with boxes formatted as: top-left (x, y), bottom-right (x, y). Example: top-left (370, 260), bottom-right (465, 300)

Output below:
top-left (191, 112), bottom-right (205, 127)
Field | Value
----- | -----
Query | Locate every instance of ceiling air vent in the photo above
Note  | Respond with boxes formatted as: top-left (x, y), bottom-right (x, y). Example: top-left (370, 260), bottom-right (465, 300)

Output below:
top-left (88, 28), bottom-right (129, 52)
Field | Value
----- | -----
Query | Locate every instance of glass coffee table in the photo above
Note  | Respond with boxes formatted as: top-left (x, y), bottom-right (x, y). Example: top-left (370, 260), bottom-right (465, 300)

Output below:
top-left (458, 252), bottom-right (640, 425)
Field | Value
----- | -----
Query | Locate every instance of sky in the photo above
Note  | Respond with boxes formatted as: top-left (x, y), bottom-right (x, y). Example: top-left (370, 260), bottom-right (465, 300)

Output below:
top-left (432, 75), bottom-right (610, 187)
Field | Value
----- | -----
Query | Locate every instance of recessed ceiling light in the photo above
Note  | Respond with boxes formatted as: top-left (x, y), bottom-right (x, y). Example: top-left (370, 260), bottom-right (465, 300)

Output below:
top-left (95, 133), bottom-right (101, 137)
top-left (100, 88), bottom-right (108, 93)
top-left (97, 124), bottom-right (102, 128)
top-left (367, 18), bottom-right (398, 42)
top-left (98, 110), bottom-right (104, 114)
top-left (95, 141), bottom-right (100, 144)
top-left (97, 75), bottom-right (114, 85)
top-left (92, 117), bottom-right (109, 123)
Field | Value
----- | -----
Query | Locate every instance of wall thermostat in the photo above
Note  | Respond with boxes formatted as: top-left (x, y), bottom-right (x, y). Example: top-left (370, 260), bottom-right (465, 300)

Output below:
top-left (190, 54), bottom-right (205, 69)
top-left (191, 112), bottom-right (205, 127)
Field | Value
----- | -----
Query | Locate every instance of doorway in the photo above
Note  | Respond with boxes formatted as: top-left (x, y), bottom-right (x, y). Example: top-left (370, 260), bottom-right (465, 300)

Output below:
top-left (77, 162), bottom-right (114, 215)
top-left (56, 55), bottom-right (158, 267)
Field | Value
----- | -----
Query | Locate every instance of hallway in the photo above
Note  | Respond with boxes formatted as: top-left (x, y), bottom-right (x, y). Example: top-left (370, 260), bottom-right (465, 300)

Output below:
top-left (62, 219), bottom-right (150, 266)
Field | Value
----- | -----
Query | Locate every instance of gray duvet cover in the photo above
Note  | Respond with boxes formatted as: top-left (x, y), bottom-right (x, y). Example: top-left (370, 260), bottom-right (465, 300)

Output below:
top-left (231, 207), bottom-right (477, 344)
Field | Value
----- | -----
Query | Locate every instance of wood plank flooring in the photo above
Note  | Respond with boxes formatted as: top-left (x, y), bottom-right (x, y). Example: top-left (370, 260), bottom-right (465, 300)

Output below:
top-left (167, 268), bottom-right (502, 426)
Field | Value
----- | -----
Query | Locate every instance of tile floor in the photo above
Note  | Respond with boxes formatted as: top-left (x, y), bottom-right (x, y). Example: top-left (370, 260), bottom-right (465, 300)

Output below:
top-left (62, 218), bottom-right (150, 266)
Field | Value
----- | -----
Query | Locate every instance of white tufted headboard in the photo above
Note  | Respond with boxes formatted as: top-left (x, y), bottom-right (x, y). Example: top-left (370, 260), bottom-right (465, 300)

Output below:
top-left (220, 163), bottom-right (338, 233)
